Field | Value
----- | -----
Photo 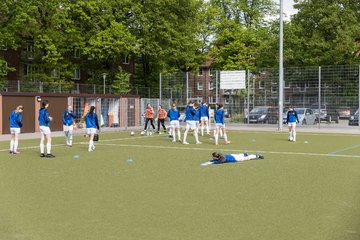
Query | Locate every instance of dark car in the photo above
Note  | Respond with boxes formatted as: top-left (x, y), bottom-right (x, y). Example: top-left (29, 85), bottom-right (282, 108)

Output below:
top-left (245, 106), bottom-right (275, 124)
top-left (310, 103), bottom-right (339, 123)
top-left (349, 109), bottom-right (359, 126)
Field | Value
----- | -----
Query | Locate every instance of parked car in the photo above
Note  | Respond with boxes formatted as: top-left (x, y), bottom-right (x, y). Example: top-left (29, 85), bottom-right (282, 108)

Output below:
top-left (283, 108), bottom-right (316, 125)
top-left (337, 107), bottom-right (351, 119)
top-left (349, 109), bottom-right (359, 126)
top-left (310, 103), bottom-right (339, 123)
top-left (245, 106), bottom-right (274, 124)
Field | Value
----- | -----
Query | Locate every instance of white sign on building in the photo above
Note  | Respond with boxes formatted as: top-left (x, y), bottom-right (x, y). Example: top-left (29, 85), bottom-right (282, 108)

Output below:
top-left (220, 70), bottom-right (246, 89)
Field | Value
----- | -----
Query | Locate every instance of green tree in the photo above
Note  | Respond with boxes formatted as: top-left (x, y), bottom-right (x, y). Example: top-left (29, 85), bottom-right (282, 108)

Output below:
top-left (111, 67), bottom-right (131, 95)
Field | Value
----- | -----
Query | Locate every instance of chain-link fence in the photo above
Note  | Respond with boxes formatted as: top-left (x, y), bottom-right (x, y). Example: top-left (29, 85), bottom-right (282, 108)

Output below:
top-left (160, 65), bottom-right (360, 128)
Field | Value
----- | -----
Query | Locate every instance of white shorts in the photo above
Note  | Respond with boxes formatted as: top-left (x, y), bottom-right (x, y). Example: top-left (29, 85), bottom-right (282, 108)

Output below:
top-left (10, 128), bottom-right (21, 134)
top-left (63, 125), bottom-right (74, 132)
top-left (186, 120), bottom-right (197, 130)
top-left (170, 120), bottom-right (180, 129)
top-left (87, 128), bottom-right (97, 135)
top-left (201, 116), bottom-right (209, 122)
top-left (232, 154), bottom-right (246, 161)
top-left (288, 122), bottom-right (297, 127)
top-left (215, 123), bottom-right (225, 128)
top-left (40, 126), bottom-right (51, 136)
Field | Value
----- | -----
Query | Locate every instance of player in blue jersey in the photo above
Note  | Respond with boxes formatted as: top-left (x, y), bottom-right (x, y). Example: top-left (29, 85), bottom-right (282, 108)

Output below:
top-left (38, 100), bottom-right (55, 158)
top-left (85, 106), bottom-right (100, 152)
top-left (183, 101), bottom-right (201, 144)
top-left (9, 105), bottom-right (24, 154)
top-left (62, 105), bottom-right (77, 147)
top-left (201, 151), bottom-right (264, 166)
top-left (214, 104), bottom-right (230, 145)
top-left (167, 103), bottom-right (182, 142)
top-left (286, 105), bottom-right (299, 142)
top-left (199, 102), bottom-right (210, 136)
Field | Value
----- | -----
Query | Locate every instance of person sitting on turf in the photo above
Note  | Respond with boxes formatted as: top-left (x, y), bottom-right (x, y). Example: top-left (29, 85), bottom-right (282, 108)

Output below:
top-left (201, 151), bottom-right (264, 166)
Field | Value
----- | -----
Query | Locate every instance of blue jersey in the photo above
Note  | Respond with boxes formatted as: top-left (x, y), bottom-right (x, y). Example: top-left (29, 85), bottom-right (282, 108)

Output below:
top-left (200, 105), bottom-right (209, 118)
top-left (210, 155), bottom-right (237, 164)
top-left (215, 109), bottom-right (224, 124)
top-left (168, 108), bottom-right (180, 121)
top-left (193, 109), bottom-right (200, 122)
top-left (185, 105), bottom-right (195, 121)
top-left (62, 110), bottom-right (76, 126)
top-left (85, 112), bottom-right (99, 129)
top-left (9, 111), bottom-right (23, 128)
top-left (38, 108), bottom-right (50, 127)
top-left (287, 110), bottom-right (299, 123)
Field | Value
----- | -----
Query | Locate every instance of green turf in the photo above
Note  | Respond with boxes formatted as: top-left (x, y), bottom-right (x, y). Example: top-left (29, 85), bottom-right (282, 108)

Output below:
top-left (0, 131), bottom-right (359, 240)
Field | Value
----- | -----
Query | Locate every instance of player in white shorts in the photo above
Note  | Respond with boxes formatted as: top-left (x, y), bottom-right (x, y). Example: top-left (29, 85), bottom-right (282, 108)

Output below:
top-left (286, 105), bottom-right (299, 142)
top-left (62, 105), bottom-right (77, 146)
top-left (201, 151), bottom-right (264, 166)
top-left (183, 101), bottom-right (201, 144)
top-left (167, 103), bottom-right (182, 142)
top-left (9, 105), bottom-right (24, 154)
top-left (38, 100), bottom-right (55, 158)
top-left (199, 102), bottom-right (210, 136)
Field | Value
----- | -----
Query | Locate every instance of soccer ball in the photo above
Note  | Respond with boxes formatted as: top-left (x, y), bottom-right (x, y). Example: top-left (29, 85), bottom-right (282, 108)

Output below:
top-left (140, 131), bottom-right (145, 136)
top-left (130, 131), bottom-right (135, 136)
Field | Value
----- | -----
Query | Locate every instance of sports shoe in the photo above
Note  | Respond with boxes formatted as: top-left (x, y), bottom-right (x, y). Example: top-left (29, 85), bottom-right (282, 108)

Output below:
top-left (9, 150), bottom-right (13, 154)
top-left (88, 149), bottom-right (94, 152)
top-left (183, 142), bottom-right (189, 145)
top-left (40, 153), bottom-right (46, 158)
top-left (91, 145), bottom-right (96, 150)
top-left (46, 154), bottom-right (56, 158)
top-left (196, 141), bottom-right (202, 144)
top-left (172, 139), bottom-right (176, 142)
top-left (225, 141), bottom-right (231, 145)
top-left (257, 154), bottom-right (264, 159)
top-left (243, 152), bottom-right (248, 157)
top-left (12, 151), bottom-right (20, 154)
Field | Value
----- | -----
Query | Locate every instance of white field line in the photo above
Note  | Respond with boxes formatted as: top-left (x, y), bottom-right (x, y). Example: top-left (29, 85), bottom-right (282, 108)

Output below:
top-left (95, 143), bottom-right (360, 159)
top-left (1, 134), bottom-right (360, 159)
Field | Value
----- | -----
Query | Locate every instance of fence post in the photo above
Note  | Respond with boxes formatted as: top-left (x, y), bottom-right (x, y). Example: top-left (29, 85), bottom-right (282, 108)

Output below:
top-left (318, 66), bottom-right (321, 129)
top-left (17, 80), bottom-right (20, 92)
top-left (215, 70), bottom-right (218, 103)
top-left (125, 98), bottom-right (128, 130)
top-left (358, 65), bottom-right (360, 129)
top-left (39, 82), bottom-right (43, 93)
top-left (59, 83), bottom-right (61, 93)
top-left (93, 84), bottom-right (96, 94)
top-left (247, 69), bottom-right (250, 125)
top-left (77, 83), bottom-right (79, 93)
top-left (159, 73), bottom-right (162, 103)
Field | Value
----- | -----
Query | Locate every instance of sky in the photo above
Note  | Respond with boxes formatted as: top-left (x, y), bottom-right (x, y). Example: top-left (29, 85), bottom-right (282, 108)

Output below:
top-left (282, 0), bottom-right (298, 18)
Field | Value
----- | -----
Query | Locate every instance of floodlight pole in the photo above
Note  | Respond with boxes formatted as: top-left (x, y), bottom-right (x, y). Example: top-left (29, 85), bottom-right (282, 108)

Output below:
top-left (278, 0), bottom-right (284, 131)
top-left (186, 71), bottom-right (189, 103)
top-left (159, 73), bottom-right (162, 103)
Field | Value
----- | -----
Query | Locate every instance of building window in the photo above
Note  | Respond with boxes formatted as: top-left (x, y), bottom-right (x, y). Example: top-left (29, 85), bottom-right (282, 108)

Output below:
top-left (197, 82), bottom-right (203, 90)
top-left (208, 82), bottom-right (214, 90)
top-left (208, 95), bottom-right (216, 104)
top-left (50, 69), bottom-right (59, 78)
top-left (123, 55), bottom-right (130, 64)
top-left (209, 68), bottom-right (213, 76)
top-left (271, 86), bottom-right (277, 93)
top-left (284, 81), bottom-right (291, 89)
top-left (74, 49), bottom-right (81, 58)
top-left (258, 81), bottom-right (265, 89)
top-left (224, 96), bottom-right (230, 104)
top-left (72, 68), bottom-right (80, 80)
top-left (26, 45), bottom-right (35, 59)
top-left (198, 68), bottom-right (203, 76)
top-left (285, 95), bottom-right (291, 104)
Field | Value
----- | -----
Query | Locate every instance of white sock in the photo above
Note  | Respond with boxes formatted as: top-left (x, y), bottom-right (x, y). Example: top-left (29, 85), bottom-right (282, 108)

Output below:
top-left (220, 131), bottom-right (223, 137)
top-left (14, 140), bottom-right (19, 152)
top-left (177, 130), bottom-right (181, 141)
top-left (69, 133), bottom-right (73, 145)
top-left (40, 143), bottom-right (45, 154)
top-left (288, 132), bottom-right (292, 140)
top-left (248, 154), bottom-right (257, 160)
top-left (224, 134), bottom-right (228, 142)
top-left (194, 130), bottom-right (199, 143)
top-left (206, 124), bottom-right (210, 134)
top-left (89, 140), bottom-right (94, 150)
top-left (46, 143), bottom-right (51, 154)
top-left (172, 130), bottom-right (176, 141)
top-left (10, 140), bottom-right (14, 152)
top-left (215, 133), bottom-right (219, 144)
top-left (183, 132), bottom-right (188, 143)
top-left (293, 131), bottom-right (296, 141)
top-left (201, 126), bottom-right (204, 136)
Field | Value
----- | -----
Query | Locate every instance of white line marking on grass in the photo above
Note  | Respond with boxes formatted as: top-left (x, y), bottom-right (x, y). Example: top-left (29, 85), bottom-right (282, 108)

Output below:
top-left (95, 143), bottom-right (360, 159)
top-left (328, 144), bottom-right (360, 155)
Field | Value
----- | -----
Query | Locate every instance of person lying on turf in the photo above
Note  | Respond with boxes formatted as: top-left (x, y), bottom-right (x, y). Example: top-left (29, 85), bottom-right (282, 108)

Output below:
top-left (201, 151), bottom-right (264, 166)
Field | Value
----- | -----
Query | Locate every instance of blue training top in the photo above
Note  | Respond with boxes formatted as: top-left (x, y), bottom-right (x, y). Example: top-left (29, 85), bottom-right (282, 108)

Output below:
top-left (62, 110), bottom-right (77, 126)
top-left (200, 105), bottom-right (209, 118)
top-left (185, 105), bottom-right (195, 121)
top-left (38, 108), bottom-right (50, 127)
top-left (85, 112), bottom-right (99, 129)
top-left (215, 109), bottom-right (224, 124)
top-left (9, 111), bottom-right (23, 128)
top-left (167, 108), bottom-right (180, 121)
top-left (287, 110), bottom-right (299, 123)
top-left (193, 108), bottom-right (200, 122)
top-left (210, 155), bottom-right (237, 164)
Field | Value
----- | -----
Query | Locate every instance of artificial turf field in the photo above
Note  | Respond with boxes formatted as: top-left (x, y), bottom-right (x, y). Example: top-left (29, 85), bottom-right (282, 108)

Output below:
top-left (0, 130), bottom-right (360, 240)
